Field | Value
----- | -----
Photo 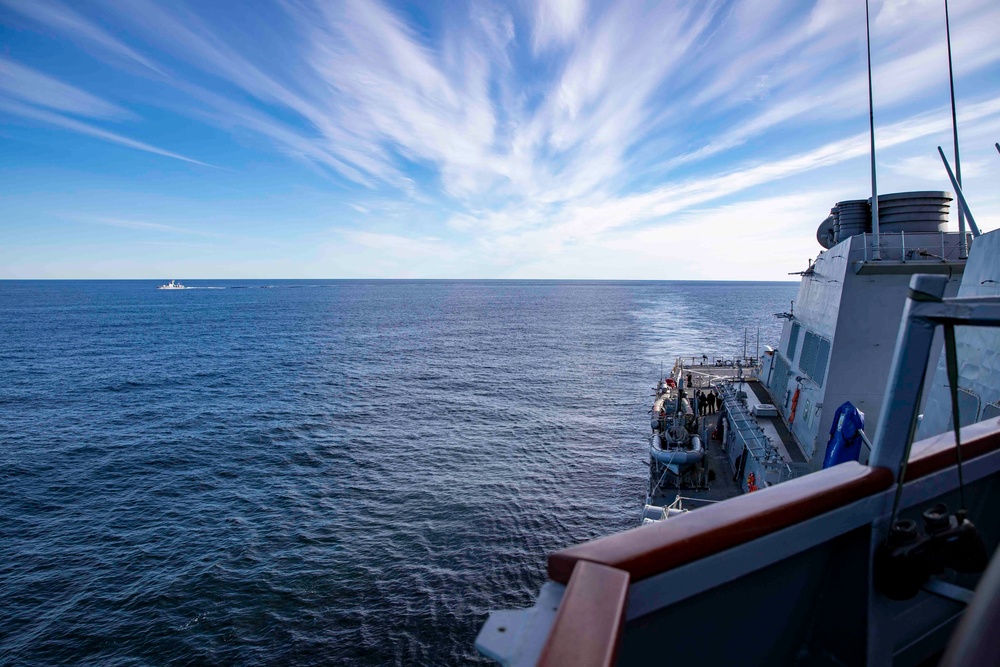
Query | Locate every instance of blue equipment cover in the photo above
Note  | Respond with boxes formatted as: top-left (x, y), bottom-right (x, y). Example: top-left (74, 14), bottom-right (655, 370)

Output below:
top-left (823, 401), bottom-right (866, 469)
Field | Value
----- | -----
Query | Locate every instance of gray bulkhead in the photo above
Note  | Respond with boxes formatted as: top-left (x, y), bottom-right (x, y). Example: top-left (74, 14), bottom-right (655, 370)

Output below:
top-left (766, 232), bottom-right (965, 465)
top-left (918, 227), bottom-right (1000, 437)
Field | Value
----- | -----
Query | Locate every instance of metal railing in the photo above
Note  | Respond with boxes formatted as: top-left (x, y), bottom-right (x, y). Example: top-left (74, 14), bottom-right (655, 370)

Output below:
top-left (675, 354), bottom-right (759, 369)
top-left (855, 231), bottom-right (972, 263)
top-left (718, 381), bottom-right (795, 487)
top-left (719, 383), bottom-right (777, 455)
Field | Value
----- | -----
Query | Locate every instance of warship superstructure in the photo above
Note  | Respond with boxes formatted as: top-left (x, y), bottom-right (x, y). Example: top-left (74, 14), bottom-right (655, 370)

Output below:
top-left (643, 192), bottom-right (972, 524)
top-left (476, 192), bottom-right (1000, 666)
top-left (475, 1), bottom-right (1000, 659)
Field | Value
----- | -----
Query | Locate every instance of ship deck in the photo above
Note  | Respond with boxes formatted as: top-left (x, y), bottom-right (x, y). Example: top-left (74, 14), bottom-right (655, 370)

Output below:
top-left (686, 361), bottom-right (808, 465)
top-left (647, 359), bottom-right (746, 509)
top-left (647, 357), bottom-right (809, 511)
top-left (745, 380), bottom-right (809, 463)
top-left (677, 359), bottom-right (751, 390)
top-left (646, 412), bottom-right (742, 509)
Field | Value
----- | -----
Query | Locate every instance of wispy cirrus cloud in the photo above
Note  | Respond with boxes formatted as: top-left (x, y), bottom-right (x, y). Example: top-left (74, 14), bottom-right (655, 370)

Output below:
top-left (10, 0), bottom-right (997, 199)
top-left (0, 98), bottom-right (212, 166)
top-left (531, 0), bottom-right (586, 52)
top-left (0, 56), bottom-right (208, 165)
top-left (0, 0), bottom-right (163, 73)
top-left (74, 216), bottom-right (228, 237)
top-left (0, 57), bottom-right (130, 119)
top-left (887, 155), bottom-right (990, 181)
top-left (2, 0), bottom-right (999, 278)
top-left (468, 95), bottom-right (1000, 267)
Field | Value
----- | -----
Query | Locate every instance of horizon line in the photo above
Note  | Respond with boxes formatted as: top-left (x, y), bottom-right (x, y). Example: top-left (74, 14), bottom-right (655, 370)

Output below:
top-left (0, 277), bottom-right (801, 283)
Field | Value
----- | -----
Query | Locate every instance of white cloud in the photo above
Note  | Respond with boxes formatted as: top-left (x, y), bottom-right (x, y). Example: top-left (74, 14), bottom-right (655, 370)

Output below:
top-left (78, 216), bottom-right (228, 237)
top-left (887, 154), bottom-right (988, 182)
top-left (0, 98), bottom-right (211, 166)
top-left (531, 0), bottom-right (586, 52)
top-left (3, 0), bottom-right (999, 278)
top-left (516, 97), bottom-right (1000, 242)
top-left (0, 0), bottom-right (163, 73)
top-left (0, 57), bottom-right (131, 119)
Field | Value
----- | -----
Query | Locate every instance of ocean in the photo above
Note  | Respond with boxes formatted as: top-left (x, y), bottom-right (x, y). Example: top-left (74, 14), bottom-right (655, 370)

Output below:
top-left (0, 280), bottom-right (796, 666)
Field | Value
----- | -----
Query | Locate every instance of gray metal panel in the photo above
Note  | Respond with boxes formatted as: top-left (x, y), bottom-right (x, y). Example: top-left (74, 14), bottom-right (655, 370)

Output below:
top-left (954, 388), bottom-right (982, 427)
top-left (799, 331), bottom-right (830, 386)
top-left (821, 236), bottom-right (963, 461)
top-left (792, 212), bottom-right (966, 460)
top-left (770, 353), bottom-right (790, 397)
top-left (918, 228), bottom-right (1000, 438)
top-left (788, 322), bottom-right (801, 361)
top-left (780, 240), bottom-right (850, 459)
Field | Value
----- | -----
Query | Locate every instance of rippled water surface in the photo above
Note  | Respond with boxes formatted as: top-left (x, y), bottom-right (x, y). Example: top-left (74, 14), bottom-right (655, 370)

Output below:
top-left (0, 280), bottom-right (796, 666)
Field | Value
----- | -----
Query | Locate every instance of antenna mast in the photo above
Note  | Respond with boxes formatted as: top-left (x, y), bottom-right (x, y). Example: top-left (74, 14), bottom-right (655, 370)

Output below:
top-left (865, 0), bottom-right (881, 260)
top-left (945, 0), bottom-right (967, 258)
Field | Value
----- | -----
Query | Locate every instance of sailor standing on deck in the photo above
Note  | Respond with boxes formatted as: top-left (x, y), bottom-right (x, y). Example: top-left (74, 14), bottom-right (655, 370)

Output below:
top-left (708, 390), bottom-right (717, 414)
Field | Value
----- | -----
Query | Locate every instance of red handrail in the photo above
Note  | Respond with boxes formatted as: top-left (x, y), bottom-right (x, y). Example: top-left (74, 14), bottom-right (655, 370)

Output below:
top-left (537, 561), bottom-right (630, 667)
top-left (531, 420), bottom-right (1000, 666)
top-left (906, 417), bottom-right (1000, 481)
top-left (548, 461), bottom-right (892, 584)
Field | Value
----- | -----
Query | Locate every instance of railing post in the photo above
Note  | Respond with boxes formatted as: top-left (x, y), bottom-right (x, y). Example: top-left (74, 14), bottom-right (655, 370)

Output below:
top-left (941, 231), bottom-right (946, 260)
top-left (863, 233), bottom-right (868, 262)
top-left (870, 274), bottom-right (948, 478)
top-left (537, 562), bottom-right (630, 667)
top-left (901, 230), bottom-right (906, 262)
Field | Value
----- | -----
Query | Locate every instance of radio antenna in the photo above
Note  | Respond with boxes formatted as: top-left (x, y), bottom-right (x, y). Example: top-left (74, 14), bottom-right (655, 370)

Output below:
top-left (945, 0), bottom-right (967, 258)
top-left (865, 0), bottom-right (881, 260)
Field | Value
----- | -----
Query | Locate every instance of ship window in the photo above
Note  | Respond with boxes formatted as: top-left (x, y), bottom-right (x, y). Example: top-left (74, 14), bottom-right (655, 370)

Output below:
top-left (787, 323), bottom-right (801, 361)
top-left (800, 331), bottom-right (831, 387)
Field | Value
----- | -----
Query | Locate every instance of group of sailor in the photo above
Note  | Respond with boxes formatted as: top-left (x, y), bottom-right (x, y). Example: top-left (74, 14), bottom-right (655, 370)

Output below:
top-left (683, 371), bottom-right (719, 415)
top-left (695, 389), bottom-right (718, 415)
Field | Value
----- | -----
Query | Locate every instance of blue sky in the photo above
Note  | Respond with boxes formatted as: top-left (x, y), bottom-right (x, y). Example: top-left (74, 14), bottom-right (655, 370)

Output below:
top-left (1, 0), bottom-right (998, 279)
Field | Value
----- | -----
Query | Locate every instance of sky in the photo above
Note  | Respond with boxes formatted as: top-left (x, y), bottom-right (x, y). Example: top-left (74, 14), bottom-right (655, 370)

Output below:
top-left (1, 0), bottom-right (999, 279)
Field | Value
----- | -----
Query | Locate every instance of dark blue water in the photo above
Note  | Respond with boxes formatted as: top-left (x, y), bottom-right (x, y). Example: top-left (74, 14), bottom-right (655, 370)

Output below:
top-left (0, 280), bottom-right (796, 666)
